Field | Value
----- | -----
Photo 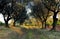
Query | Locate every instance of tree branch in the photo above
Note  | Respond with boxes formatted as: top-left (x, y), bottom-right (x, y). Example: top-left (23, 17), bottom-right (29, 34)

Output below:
top-left (42, 2), bottom-right (54, 12)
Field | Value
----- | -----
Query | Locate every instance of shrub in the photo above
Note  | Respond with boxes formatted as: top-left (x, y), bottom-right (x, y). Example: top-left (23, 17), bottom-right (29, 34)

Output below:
top-left (57, 20), bottom-right (60, 25)
top-left (46, 21), bottom-right (53, 26)
top-left (0, 22), bottom-right (5, 26)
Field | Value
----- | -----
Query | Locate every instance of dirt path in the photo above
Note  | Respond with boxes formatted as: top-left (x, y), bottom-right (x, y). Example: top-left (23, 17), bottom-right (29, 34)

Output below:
top-left (0, 26), bottom-right (12, 39)
top-left (9, 26), bottom-right (24, 35)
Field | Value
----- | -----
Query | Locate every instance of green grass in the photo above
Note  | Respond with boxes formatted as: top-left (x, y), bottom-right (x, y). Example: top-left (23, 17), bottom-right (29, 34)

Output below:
top-left (57, 20), bottom-right (60, 25)
top-left (23, 29), bottom-right (60, 39)
top-left (25, 30), bottom-right (34, 39)
top-left (0, 27), bottom-right (60, 39)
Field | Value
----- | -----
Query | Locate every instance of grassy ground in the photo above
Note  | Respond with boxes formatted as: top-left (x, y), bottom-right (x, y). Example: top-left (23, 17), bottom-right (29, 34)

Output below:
top-left (20, 29), bottom-right (60, 39)
top-left (0, 26), bottom-right (60, 39)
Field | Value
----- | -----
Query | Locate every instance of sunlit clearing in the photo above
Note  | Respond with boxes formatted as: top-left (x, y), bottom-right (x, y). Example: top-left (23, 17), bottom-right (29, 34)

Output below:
top-left (50, 14), bottom-right (59, 18)
top-left (21, 18), bottom-right (42, 29)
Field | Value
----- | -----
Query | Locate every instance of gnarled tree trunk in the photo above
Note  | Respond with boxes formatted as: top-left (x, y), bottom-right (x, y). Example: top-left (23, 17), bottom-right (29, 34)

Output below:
top-left (5, 20), bottom-right (9, 28)
top-left (51, 12), bottom-right (58, 30)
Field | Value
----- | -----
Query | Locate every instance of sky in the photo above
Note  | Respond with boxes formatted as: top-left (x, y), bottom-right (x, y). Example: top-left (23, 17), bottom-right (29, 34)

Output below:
top-left (0, 14), bottom-right (5, 23)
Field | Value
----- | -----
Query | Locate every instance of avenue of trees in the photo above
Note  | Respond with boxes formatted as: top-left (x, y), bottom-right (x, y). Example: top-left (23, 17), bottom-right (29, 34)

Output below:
top-left (0, 0), bottom-right (60, 31)
top-left (0, 0), bottom-right (28, 27)
top-left (32, 0), bottom-right (60, 30)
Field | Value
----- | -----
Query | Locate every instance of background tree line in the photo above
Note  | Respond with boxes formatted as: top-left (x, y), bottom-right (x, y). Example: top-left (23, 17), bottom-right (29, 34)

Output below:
top-left (0, 0), bottom-right (60, 31)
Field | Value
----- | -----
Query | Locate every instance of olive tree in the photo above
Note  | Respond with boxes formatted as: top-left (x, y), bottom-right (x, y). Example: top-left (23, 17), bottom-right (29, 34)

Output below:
top-left (32, 1), bottom-right (51, 28)
top-left (42, 0), bottom-right (60, 30)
